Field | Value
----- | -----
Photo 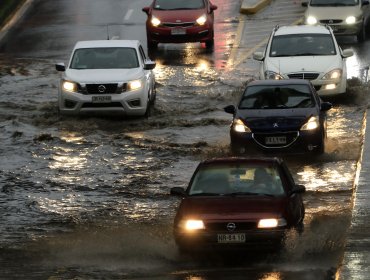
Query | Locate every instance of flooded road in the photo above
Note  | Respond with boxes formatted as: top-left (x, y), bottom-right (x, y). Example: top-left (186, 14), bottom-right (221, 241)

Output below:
top-left (0, 0), bottom-right (369, 279)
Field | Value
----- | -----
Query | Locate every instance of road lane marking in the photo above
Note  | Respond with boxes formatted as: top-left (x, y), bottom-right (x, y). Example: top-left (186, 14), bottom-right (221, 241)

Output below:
top-left (228, 18), bottom-right (303, 68)
top-left (124, 9), bottom-right (134, 21)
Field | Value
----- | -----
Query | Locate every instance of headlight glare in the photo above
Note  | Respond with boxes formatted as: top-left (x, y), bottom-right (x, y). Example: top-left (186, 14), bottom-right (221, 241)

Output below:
top-left (265, 71), bottom-right (284, 80)
top-left (301, 116), bottom-right (319, 131)
top-left (346, 16), bottom-right (356, 24)
top-left (151, 16), bottom-right (161, 27)
top-left (196, 14), bottom-right (207, 25)
top-left (306, 16), bottom-right (317, 25)
top-left (233, 119), bottom-right (251, 133)
top-left (62, 81), bottom-right (78, 92)
top-left (128, 80), bottom-right (142, 91)
top-left (258, 218), bottom-right (287, 228)
top-left (182, 219), bottom-right (205, 231)
top-left (322, 69), bottom-right (342, 80)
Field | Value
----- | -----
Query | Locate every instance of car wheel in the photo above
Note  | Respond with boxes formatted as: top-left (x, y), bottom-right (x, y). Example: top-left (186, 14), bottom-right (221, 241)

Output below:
top-left (315, 133), bottom-right (325, 155)
top-left (357, 25), bottom-right (366, 42)
top-left (147, 39), bottom-right (158, 49)
top-left (144, 95), bottom-right (153, 118)
top-left (230, 141), bottom-right (244, 155)
top-left (205, 38), bottom-right (214, 49)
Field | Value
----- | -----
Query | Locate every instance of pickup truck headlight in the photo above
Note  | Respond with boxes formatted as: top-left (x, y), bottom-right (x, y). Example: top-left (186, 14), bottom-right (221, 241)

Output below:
top-left (127, 80), bottom-right (143, 91)
top-left (62, 80), bottom-right (79, 93)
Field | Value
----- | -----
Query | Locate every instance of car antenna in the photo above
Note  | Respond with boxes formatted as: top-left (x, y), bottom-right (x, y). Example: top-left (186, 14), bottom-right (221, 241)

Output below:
top-left (106, 25), bottom-right (110, 40)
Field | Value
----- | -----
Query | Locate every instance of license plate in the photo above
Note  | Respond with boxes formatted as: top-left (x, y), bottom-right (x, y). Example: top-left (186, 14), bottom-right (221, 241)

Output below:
top-left (171, 28), bottom-right (186, 35)
top-left (217, 233), bottom-right (246, 243)
top-left (265, 136), bottom-right (286, 145)
top-left (92, 96), bottom-right (112, 103)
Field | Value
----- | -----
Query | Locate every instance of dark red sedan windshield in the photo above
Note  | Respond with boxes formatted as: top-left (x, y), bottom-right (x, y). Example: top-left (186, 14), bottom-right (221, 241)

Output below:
top-left (153, 0), bottom-right (205, 10)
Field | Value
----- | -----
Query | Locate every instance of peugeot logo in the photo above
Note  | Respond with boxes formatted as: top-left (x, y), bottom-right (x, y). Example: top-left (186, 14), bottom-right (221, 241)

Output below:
top-left (273, 123), bottom-right (279, 128)
top-left (329, 19), bottom-right (333, 24)
top-left (98, 85), bottom-right (106, 93)
top-left (226, 222), bottom-right (236, 232)
top-left (176, 19), bottom-right (181, 23)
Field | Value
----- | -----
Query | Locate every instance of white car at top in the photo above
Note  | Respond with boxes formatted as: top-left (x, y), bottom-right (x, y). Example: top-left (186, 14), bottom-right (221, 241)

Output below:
top-left (253, 25), bottom-right (354, 97)
top-left (302, 0), bottom-right (370, 42)
top-left (56, 40), bottom-right (156, 117)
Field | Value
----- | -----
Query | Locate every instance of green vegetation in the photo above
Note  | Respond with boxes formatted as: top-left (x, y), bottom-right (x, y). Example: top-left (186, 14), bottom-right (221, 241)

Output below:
top-left (0, 0), bottom-right (25, 27)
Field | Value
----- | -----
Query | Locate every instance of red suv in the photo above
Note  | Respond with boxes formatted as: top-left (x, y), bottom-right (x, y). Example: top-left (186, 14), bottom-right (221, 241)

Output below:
top-left (142, 0), bottom-right (217, 49)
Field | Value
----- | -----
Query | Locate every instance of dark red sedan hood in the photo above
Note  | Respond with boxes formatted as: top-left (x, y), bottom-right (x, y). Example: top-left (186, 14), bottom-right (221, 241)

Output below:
top-left (152, 9), bottom-right (205, 23)
top-left (178, 196), bottom-right (286, 220)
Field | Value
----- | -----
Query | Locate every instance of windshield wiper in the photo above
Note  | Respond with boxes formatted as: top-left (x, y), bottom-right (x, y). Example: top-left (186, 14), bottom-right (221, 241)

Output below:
top-left (226, 192), bottom-right (256, 196)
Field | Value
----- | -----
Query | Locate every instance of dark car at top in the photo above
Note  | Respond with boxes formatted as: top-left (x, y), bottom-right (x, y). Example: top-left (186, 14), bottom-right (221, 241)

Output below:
top-left (224, 79), bottom-right (332, 155)
top-left (142, 0), bottom-right (217, 49)
top-left (170, 157), bottom-right (305, 252)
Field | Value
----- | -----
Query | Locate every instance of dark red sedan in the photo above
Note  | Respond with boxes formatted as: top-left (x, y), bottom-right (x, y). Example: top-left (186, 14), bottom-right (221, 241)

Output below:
top-left (170, 157), bottom-right (305, 252)
top-left (142, 0), bottom-right (217, 49)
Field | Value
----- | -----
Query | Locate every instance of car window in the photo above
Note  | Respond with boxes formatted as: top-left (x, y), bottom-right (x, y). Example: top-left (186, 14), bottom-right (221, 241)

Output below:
top-left (310, 0), bottom-right (359, 6)
top-left (70, 47), bottom-right (139, 69)
top-left (239, 84), bottom-right (315, 109)
top-left (189, 164), bottom-right (285, 196)
top-left (270, 34), bottom-right (337, 57)
top-left (153, 0), bottom-right (205, 10)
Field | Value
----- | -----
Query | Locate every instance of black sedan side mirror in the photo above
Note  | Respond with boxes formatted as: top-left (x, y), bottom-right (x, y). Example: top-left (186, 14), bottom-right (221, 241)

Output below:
top-left (301, 1), bottom-right (308, 7)
top-left (291, 184), bottom-right (306, 195)
top-left (362, 0), bottom-right (369, 6)
top-left (321, 102), bottom-right (332, 112)
top-left (170, 187), bottom-right (187, 197)
top-left (55, 63), bottom-right (65, 72)
top-left (224, 105), bottom-right (236, 114)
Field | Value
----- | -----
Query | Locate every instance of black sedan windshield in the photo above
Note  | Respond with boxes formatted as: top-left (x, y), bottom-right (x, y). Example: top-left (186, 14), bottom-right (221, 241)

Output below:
top-left (310, 0), bottom-right (358, 6)
top-left (239, 84), bottom-right (315, 109)
top-left (270, 34), bottom-right (336, 57)
top-left (154, 0), bottom-right (205, 10)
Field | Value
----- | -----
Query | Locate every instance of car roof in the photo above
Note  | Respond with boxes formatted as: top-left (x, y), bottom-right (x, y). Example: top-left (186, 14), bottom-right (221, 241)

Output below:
top-left (199, 157), bottom-right (284, 167)
top-left (274, 25), bottom-right (331, 36)
top-left (246, 79), bottom-right (312, 87)
top-left (73, 40), bottom-right (140, 49)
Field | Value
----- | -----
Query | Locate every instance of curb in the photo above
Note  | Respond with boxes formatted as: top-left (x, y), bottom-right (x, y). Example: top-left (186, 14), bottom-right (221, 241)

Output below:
top-left (0, 0), bottom-right (33, 43)
top-left (240, 0), bottom-right (272, 14)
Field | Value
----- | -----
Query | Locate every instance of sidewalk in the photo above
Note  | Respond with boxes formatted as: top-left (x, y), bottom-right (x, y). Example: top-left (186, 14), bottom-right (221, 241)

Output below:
top-left (338, 109), bottom-right (370, 280)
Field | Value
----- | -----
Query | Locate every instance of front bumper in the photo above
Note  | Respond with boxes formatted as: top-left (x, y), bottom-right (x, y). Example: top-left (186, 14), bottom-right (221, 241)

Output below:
top-left (230, 129), bottom-right (323, 154)
top-left (175, 229), bottom-right (286, 251)
top-left (58, 87), bottom-right (148, 116)
top-left (146, 24), bottom-right (214, 43)
top-left (326, 22), bottom-right (363, 36)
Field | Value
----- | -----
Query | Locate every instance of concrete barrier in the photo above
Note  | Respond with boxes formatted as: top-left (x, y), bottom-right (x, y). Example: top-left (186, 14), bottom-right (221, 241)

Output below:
top-left (240, 0), bottom-right (272, 14)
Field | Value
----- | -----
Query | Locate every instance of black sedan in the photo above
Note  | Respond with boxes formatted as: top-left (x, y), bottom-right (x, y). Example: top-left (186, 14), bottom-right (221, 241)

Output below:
top-left (224, 79), bottom-right (332, 155)
top-left (170, 157), bottom-right (305, 252)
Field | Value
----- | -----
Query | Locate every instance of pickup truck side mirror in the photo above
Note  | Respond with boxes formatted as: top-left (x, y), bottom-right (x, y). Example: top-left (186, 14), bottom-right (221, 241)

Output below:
top-left (55, 63), bottom-right (66, 72)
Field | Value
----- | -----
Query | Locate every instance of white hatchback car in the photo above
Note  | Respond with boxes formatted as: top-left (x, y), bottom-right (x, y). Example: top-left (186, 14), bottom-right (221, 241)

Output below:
top-left (302, 0), bottom-right (370, 42)
top-left (253, 25), bottom-right (354, 97)
top-left (56, 40), bottom-right (156, 117)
